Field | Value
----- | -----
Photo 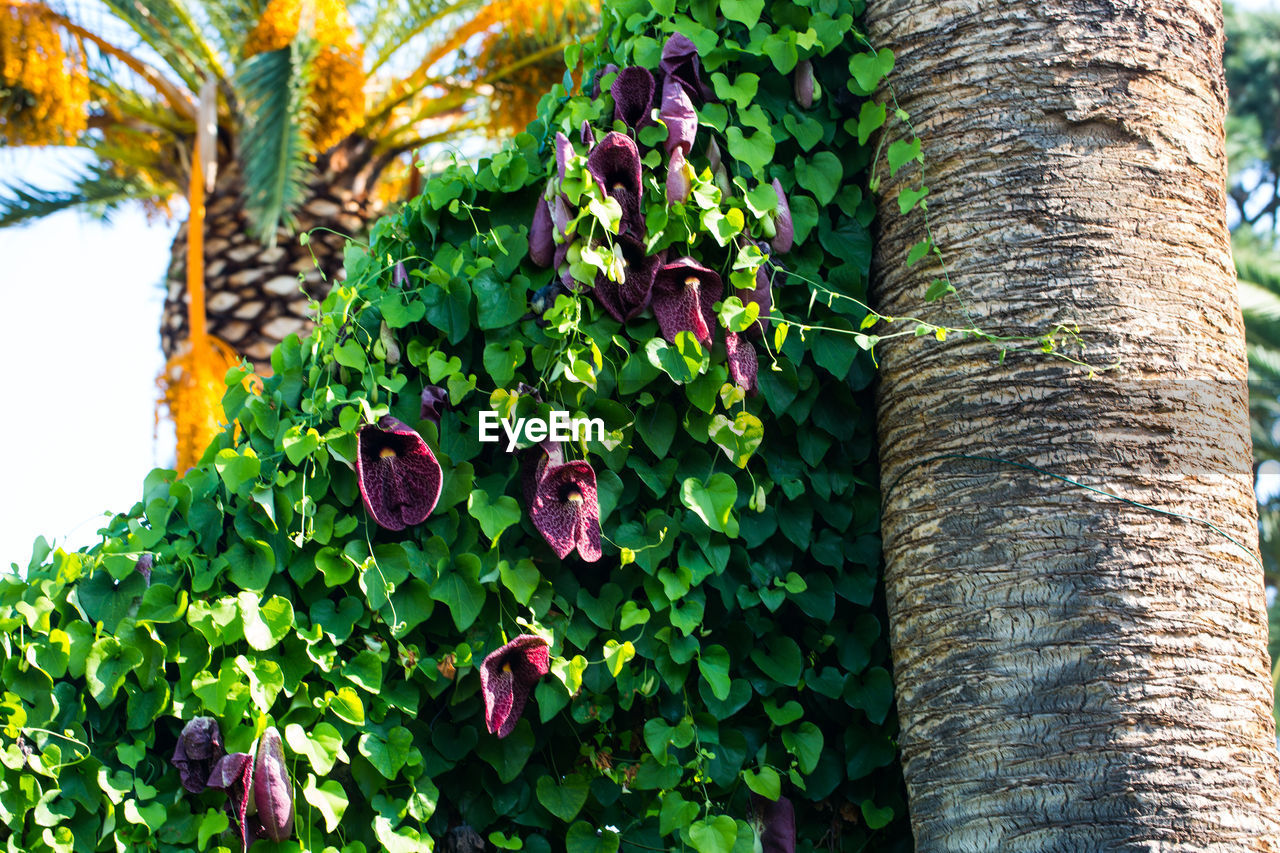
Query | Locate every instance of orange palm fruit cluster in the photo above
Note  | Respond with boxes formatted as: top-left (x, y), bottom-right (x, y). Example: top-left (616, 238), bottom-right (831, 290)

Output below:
top-left (0, 3), bottom-right (87, 146)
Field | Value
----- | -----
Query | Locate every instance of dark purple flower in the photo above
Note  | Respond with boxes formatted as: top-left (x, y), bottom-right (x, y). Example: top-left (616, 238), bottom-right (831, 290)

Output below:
top-left (207, 752), bottom-right (254, 852)
top-left (392, 261), bottom-right (409, 288)
top-left (725, 332), bottom-right (759, 395)
top-left (611, 66), bottom-right (655, 130)
top-left (587, 132), bottom-right (645, 241)
top-left (651, 258), bottom-right (720, 346)
top-left (253, 727), bottom-right (294, 843)
top-left (660, 33), bottom-right (714, 103)
top-left (794, 59), bottom-right (815, 109)
top-left (660, 77), bottom-right (697, 156)
top-left (356, 416), bottom-right (442, 530)
top-left (591, 63), bottom-right (618, 99)
top-left (135, 553), bottom-right (153, 586)
top-left (481, 634), bottom-right (551, 738)
top-left (420, 385), bottom-right (448, 424)
top-left (529, 196), bottom-right (554, 267)
top-left (593, 235), bottom-right (663, 322)
top-left (552, 194), bottom-right (574, 242)
top-left (667, 146), bottom-right (692, 205)
top-left (554, 242), bottom-right (576, 291)
top-left (751, 794), bottom-right (796, 853)
top-left (771, 179), bottom-right (794, 253)
top-left (580, 119), bottom-right (596, 147)
top-left (171, 716), bottom-right (225, 794)
top-left (521, 440), bottom-right (565, 507)
top-left (529, 460), bottom-right (603, 562)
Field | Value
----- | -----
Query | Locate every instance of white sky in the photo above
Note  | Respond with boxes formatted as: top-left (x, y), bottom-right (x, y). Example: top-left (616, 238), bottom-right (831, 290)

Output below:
top-left (1, 1), bottom-right (1278, 568)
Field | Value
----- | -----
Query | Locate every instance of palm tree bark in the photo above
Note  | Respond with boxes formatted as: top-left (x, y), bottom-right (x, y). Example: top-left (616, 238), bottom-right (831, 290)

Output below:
top-left (162, 141), bottom-right (382, 368)
top-left (866, 0), bottom-right (1280, 847)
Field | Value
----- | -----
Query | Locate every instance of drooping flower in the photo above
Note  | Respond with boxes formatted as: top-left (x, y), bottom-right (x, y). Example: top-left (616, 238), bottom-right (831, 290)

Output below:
top-left (171, 716), bottom-right (225, 794)
top-left (666, 146), bottom-right (692, 205)
top-left (651, 257), bottom-right (720, 346)
top-left (587, 132), bottom-right (645, 240)
top-left (593, 235), bottom-right (663, 322)
top-left (660, 33), bottom-right (714, 103)
top-left (770, 178), bottom-right (794, 253)
top-left (660, 76), bottom-right (698, 156)
top-left (392, 261), bottom-right (409, 288)
top-left (253, 727), bottom-right (294, 843)
top-left (750, 794), bottom-right (796, 853)
top-left (794, 59), bottom-right (816, 109)
top-left (529, 459), bottom-right (603, 562)
top-left (611, 65), bottom-right (656, 130)
top-left (725, 332), bottom-right (759, 395)
top-left (580, 119), bottom-right (597, 147)
top-left (420, 385), bottom-right (448, 425)
top-left (207, 751), bottom-right (254, 852)
top-left (521, 440), bottom-right (565, 507)
top-left (356, 416), bottom-right (442, 530)
top-left (480, 634), bottom-right (551, 738)
top-left (529, 196), bottom-right (554, 267)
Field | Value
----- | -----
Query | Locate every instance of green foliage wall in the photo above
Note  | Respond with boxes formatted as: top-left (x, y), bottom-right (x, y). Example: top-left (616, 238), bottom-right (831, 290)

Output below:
top-left (0, 0), bottom-right (912, 850)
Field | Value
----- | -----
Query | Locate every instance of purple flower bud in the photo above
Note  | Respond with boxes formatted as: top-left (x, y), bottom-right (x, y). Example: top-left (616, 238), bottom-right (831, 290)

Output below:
top-left (555, 132), bottom-right (574, 185)
top-left (770, 179), bottom-right (794, 253)
top-left (726, 332), bottom-right (759, 395)
top-left (580, 119), bottom-right (596, 147)
top-left (660, 77), bottom-right (697, 156)
top-left (207, 751), bottom-right (254, 851)
top-left (356, 416), bottom-right (442, 530)
top-left (794, 59), bottom-right (815, 109)
top-left (481, 634), bottom-right (551, 738)
top-left (529, 196), bottom-right (554, 267)
top-left (253, 727), bottom-right (294, 843)
top-left (651, 257), bottom-right (721, 346)
top-left (135, 554), bottom-right (153, 586)
top-left (420, 385), bottom-right (448, 424)
top-left (611, 66), bottom-right (656, 131)
top-left (592, 63), bottom-right (619, 100)
top-left (667, 147), bottom-right (692, 206)
top-left (171, 716), bottom-right (225, 794)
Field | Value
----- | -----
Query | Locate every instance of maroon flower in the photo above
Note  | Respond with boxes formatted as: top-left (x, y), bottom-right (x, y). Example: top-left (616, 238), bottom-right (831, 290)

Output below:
top-left (750, 794), bottom-right (796, 853)
top-left (580, 119), bottom-right (597, 147)
top-left (171, 716), bottom-right (225, 794)
top-left (611, 66), bottom-right (655, 130)
top-left (529, 459), bottom-right (603, 562)
top-left (660, 33), bottom-right (714, 103)
top-left (592, 63), bottom-right (619, 99)
top-left (529, 196), bottom-right (554, 267)
top-left (726, 332), bottom-right (759, 395)
top-left (207, 751), bottom-right (254, 852)
top-left (593, 235), bottom-right (663, 322)
top-left (794, 59), bottom-right (816, 109)
top-left (520, 440), bottom-right (565, 507)
top-left (667, 146), bottom-right (692, 205)
top-left (253, 727), bottom-right (294, 843)
top-left (420, 385), bottom-right (448, 424)
top-left (660, 77), bottom-right (697, 156)
top-left (651, 258), bottom-right (720, 346)
top-left (587, 132), bottom-right (645, 240)
top-left (770, 179), bottom-right (794, 253)
top-left (481, 634), bottom-right (551, 738)
top-left (356, 416), bottom-right (442, 530)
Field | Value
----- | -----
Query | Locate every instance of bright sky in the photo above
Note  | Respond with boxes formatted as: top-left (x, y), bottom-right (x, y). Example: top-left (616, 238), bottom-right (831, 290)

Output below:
top-left (1, 1), bottom-right (1277, 569)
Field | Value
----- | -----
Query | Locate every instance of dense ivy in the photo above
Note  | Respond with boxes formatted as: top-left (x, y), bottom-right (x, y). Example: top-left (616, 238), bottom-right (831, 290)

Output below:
top-left (0, 0), bottom-right (912, 850)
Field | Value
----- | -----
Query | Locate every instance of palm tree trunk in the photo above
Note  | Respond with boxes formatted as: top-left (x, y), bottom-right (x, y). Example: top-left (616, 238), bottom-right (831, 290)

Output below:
top-left (866, 0), bottom-right (1280, 846)
top-left (161, 142), bottom-right (383, 368)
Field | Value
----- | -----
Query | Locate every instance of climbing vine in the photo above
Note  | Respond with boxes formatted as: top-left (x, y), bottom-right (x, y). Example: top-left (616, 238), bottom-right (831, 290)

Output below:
top-left (0, 0), bottom-right (949, 851)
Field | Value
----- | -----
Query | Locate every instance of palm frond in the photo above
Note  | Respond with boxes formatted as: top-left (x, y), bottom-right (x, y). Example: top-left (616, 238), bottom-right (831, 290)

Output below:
top-left (0, 167), bottom-right (160, 227)
top-left (236, 43), bottom-right (315, 243)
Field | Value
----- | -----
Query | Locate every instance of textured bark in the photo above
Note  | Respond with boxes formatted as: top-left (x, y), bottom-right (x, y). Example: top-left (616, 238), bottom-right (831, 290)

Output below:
top-left (162, 142), bottom-right (382, 368)
top-left (865, 0), bottom-right (1280, 848)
